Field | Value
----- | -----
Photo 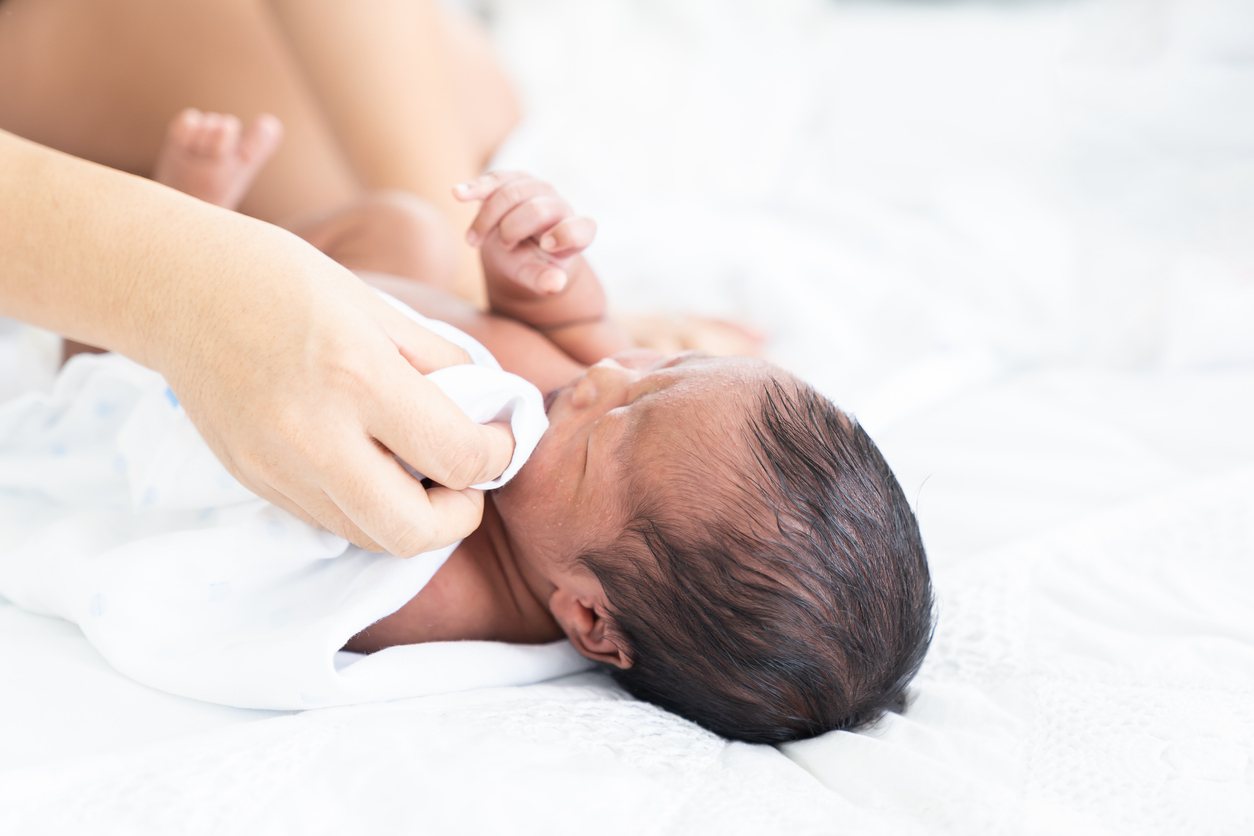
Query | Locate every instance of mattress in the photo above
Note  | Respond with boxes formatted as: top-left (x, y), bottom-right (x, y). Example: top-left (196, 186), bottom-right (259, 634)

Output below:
top-left (2, 0), bottom-right (1252, 832)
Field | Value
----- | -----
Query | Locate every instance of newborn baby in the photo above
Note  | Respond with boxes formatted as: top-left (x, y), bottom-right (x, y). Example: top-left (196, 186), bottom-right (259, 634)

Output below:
top-left (153, 112), bottom-right (936, 744)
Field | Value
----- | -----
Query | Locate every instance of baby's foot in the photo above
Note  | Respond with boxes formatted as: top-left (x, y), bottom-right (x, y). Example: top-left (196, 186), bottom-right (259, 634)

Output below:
top-left (152, 108), bottom-right (283, 210)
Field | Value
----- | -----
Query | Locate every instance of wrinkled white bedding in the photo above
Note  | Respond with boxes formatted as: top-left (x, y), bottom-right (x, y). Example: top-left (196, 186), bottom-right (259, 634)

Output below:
top-left (2, 0), bottom-right (1252, 833)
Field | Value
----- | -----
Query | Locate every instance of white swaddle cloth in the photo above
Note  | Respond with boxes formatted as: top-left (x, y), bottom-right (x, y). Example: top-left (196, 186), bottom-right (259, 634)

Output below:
top-left (0, 294), bottom-right (591, 709)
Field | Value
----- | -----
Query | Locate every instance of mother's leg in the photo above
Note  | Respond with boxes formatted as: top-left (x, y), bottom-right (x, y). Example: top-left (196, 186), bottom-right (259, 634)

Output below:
top-left (266, 0), bottom-right (521, 304)
top-left (0, 0), bottom-right (359, 224)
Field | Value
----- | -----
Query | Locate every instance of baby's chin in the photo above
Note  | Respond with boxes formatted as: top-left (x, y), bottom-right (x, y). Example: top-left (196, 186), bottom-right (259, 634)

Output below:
top-left (543, 386), bottom-right (563, 414)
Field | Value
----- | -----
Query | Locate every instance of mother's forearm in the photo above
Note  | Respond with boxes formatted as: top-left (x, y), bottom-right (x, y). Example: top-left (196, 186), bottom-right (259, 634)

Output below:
top-left (0, 129), bottom-right (308, 370)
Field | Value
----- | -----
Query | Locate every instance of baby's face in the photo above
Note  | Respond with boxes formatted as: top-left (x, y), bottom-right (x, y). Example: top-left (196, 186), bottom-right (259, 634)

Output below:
top-left (494, 350), bottom-right (784, 603)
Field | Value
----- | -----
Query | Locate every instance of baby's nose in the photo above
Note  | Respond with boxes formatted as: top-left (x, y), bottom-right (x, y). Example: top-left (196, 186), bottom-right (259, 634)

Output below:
top-left (591, 356), bottom-right (625, 372)
top-left (570, 358), bottom-right (638, 408)
top-left (587, 357), bottom-right (639, 386)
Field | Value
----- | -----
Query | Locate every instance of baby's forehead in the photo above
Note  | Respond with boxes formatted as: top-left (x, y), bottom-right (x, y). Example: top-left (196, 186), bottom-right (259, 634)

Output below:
top-left (598, 361), bottom-right (824, 546)
top-left (664, 354), bottom-right (790, 406)
top-left (625, 358), bottom-right (792, 470)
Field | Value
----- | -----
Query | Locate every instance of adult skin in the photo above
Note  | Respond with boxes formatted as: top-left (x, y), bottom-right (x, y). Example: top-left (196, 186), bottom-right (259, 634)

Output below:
top-left (0, 129), bottom-right (514, 557)
top-left (0, 0), bottom-right (763, 354)
top-left (0, 0), bottom-right (516, 306)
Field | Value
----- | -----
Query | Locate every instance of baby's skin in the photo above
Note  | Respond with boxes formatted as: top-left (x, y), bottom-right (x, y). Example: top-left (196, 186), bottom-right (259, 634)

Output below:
top-left (152, 109), bottom-right (284, 212)
top-left (346, 178), bottom-right (791, 669)
top-left (154, 113), bottom-right (797, 670)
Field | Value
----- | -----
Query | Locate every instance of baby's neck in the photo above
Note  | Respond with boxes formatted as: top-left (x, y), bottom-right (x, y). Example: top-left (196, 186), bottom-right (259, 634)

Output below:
top-left (343, 497), bottom-right (562, 653)
top-left (462, 497), bottom-right (564, 643)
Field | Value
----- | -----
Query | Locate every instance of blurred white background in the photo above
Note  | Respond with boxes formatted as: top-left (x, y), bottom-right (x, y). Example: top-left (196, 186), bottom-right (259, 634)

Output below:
top-left (2, 4), bottom-right (1253, 833)
top-left (484, 0), bottom-right (1254, 424)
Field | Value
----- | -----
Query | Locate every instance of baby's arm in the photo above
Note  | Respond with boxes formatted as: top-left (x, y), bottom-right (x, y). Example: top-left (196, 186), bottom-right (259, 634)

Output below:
top-left (360, 173), bottom-right (631, 395)
top-left (453, 172), bottom-right (634, 365)
top-left (346, 177), bottom-right (632, 650)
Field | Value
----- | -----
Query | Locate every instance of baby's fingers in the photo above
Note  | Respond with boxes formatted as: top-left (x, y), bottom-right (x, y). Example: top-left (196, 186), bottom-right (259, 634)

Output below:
top-left (497, 196), bottom-right (575, 249)
top-left (538, 216), bottom-right (597, 257)
top-left (516, 259), bottom-right (569, 295)
top-left (459, 176), bottom-right (556, 246)
top-left (451, 171), bottom-right (527, 203)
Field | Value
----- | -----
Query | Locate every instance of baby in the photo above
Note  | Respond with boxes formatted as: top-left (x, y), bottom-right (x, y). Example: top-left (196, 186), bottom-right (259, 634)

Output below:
top-left (152, 111), bottom-right (935, 744)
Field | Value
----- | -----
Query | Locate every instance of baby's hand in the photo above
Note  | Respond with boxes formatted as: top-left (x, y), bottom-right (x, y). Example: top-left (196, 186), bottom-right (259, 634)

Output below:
top-left (453, 172), bottom-right (596, 298)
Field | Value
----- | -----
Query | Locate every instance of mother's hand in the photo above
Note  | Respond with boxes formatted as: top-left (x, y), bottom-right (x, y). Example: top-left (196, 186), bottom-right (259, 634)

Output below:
top-left (162, 259), bottom-right (515, 556)
top-left (1, 130), bottom-right (512, 556)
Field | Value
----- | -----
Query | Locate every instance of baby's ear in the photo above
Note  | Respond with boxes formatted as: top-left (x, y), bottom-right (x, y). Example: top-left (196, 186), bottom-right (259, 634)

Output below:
top-left (550, 588), bottom-right (632, 669)
top-left (581, 611), bottom-right (632, 669)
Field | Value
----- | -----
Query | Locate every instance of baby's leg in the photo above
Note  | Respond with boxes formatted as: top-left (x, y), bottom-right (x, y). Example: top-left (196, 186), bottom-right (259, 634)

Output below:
top-left (292, 192), bottom-right (457, 289)
top-left (149, 103), bottom-right (757, 352)
top-left (152, 110), bottom-right (455, 287)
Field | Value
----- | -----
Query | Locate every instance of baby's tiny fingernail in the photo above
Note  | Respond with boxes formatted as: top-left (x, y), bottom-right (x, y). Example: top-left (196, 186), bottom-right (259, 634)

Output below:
top-left (453, 181), bottom-right (472, 194)
top-left (465, 229), bottom-right (480, 246)
top-left (540, 235), bottom-right (557, 251)
top-left (538, 270), bottom-right (567, 293)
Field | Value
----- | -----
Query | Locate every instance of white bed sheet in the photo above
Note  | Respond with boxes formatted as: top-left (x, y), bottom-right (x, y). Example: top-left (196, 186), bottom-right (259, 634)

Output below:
top-left (3, 0), bottom-right (1253, 832)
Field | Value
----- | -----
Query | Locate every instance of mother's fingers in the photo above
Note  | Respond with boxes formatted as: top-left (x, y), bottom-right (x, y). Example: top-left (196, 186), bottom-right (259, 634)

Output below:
top-left (230, 459), bottom-right (384, 551)
top-left (217, 352), bottom-right (507, 556)
top-left (326, 290), bottom-right (512, 553)
top-left (325, 438), bottom-right (487, 557)
top-left (373, 295), bottom-right (473, 374)
top-left (365, 366), bottom-right (516, 490)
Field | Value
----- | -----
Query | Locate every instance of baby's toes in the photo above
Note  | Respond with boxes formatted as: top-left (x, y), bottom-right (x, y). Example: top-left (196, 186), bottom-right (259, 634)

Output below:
top-left (194, 113), bottom-right (242, 158)
top-left (237, 114), bottom-right (284, 165)
top-left (166, 108), bottom-right (206, 153)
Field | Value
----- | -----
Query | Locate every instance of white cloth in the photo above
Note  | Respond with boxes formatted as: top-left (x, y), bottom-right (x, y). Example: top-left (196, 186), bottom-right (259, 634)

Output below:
top-left (0, 295), bottom-right (591, 710)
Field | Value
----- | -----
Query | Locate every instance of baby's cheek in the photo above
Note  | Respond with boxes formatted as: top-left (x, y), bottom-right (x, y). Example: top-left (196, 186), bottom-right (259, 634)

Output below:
top-left (495, 448), bottom-right (550, 508)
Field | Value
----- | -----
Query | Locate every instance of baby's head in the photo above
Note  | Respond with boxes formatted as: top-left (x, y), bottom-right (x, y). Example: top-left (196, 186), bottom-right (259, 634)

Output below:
top-left (494, 351), bottom-right (934, 744)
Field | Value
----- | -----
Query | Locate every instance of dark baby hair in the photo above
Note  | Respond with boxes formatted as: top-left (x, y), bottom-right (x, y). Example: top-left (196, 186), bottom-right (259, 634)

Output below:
top-left (578, 381), bottom-right (934, 744)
